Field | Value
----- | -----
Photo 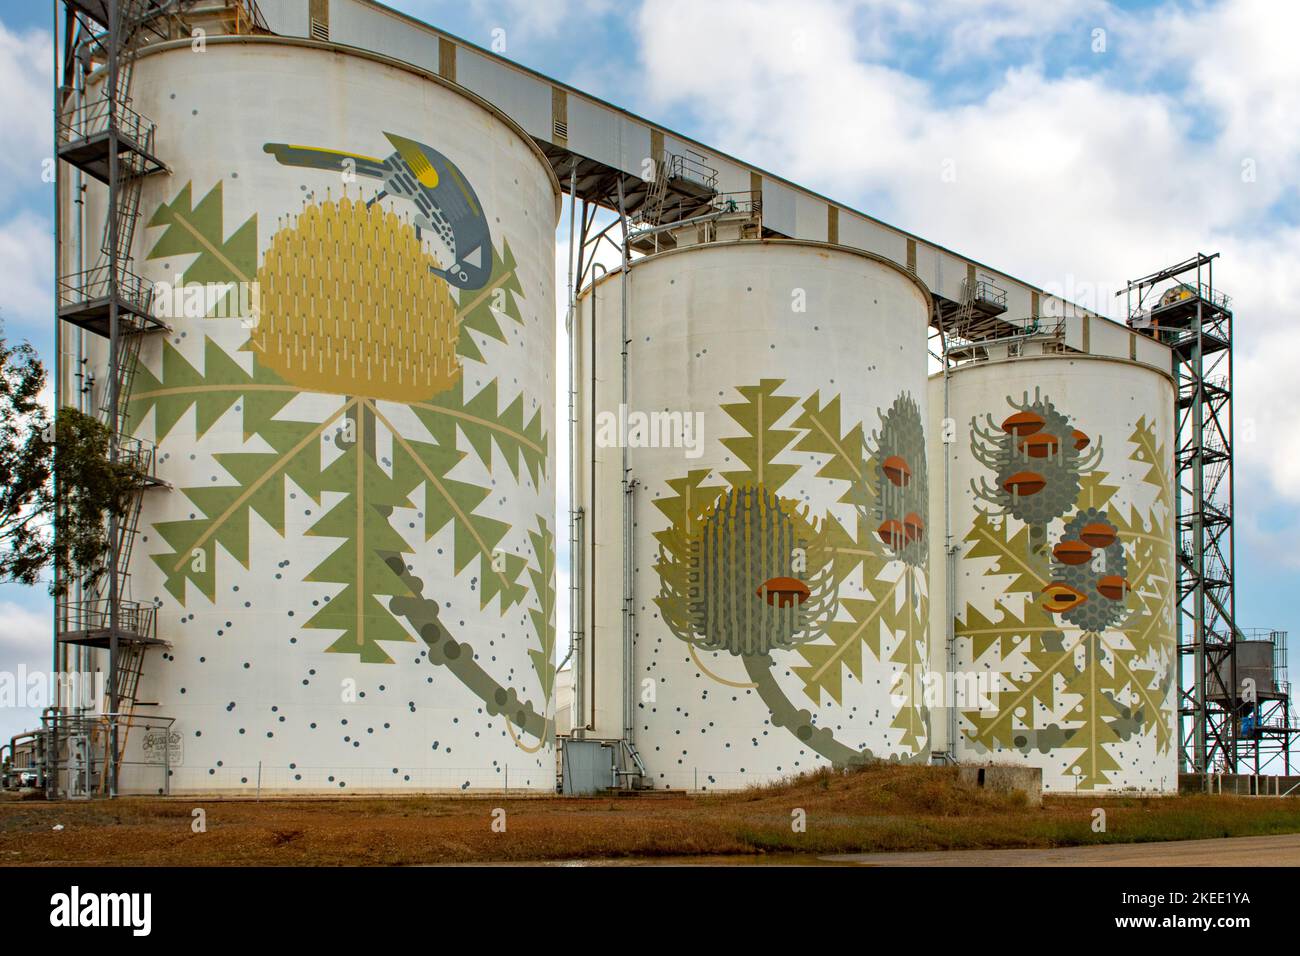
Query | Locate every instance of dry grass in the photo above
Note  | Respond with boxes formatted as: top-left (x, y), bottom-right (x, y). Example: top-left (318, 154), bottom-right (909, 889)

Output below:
top-left (2, 763), bottom-right (1298, 866)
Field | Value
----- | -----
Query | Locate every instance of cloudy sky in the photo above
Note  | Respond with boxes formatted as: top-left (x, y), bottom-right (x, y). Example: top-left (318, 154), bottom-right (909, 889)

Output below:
top-left (0, 0), bottom-right (1296, 744)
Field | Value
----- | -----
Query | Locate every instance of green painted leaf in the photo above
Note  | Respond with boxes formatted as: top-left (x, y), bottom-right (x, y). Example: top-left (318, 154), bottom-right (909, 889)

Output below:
top-left (956, 598), bottom-right (1058, 663)
top-left (792, 391), bottom-right (868, 489)
top-left (964, 632), bottom-right (1076, 749)
top-left (1061, 634), bottom-right (1126, 789)
top-left (146, 181), bottom-right (258, 311)
top-left (148, 395), bottom-right (339, 602)
top-left (719, 379), bottom-right (800, 492)
top-left (386, 407), bottom-right (528, 614)
top-left (963, 513), bottom-right (1049, 595)
top-left (304, 405), bottom-right (418, 663)
top-left (791, 576), bottom-right (900, 707)
top-left (527, 517), bottom-right (557, 702)
top-left (1129, 415), bottom-right (1170, 509)
top-left (888, 572), bottom-right (928, 752)
top-left (456, 241), bottom-right (524, 364)
top-left (411, 377), bottom-right (548, 489)
top-left (129, 337), bottom-right (295, 441)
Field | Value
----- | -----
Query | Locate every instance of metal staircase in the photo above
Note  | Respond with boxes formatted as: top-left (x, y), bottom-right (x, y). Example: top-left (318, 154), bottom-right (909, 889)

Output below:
top-left (1123, 253), bottom-right (1244, 774)
top-left (952, 281), bottom-right (979, 339)
top-left (638, 150), bottom-right (719, 224)
top-left (55, 0), bottom-right (172, 796)
top-left (933, 274), bottom-right (1053, 369)
top-left (948, 274), bottom-right (1010, 342)
top-left (639, 152), bottom-right (672, 226)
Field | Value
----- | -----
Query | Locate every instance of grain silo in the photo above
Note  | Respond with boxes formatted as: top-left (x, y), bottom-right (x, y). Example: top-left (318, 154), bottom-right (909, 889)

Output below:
top-left (67, 36), bottom-right (560, 793)
top-left (42, 1), bottom-right (1277, 803)
top-left (927, 347), bottom-right (1178, 792)
top-left (573, 233), bottom-right (932, 789)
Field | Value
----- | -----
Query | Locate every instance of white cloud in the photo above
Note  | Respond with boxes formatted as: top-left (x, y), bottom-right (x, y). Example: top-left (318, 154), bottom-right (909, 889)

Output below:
top-left (0, 21), bottom-right (53, 208)
top-left (0, 23), bottom-right (54, 341)
top-left (1148, 0), bottom-right (1300, 187)
top-left (1236, 325), bottom-right (1300, 502)
top-left (858, 0), bottom-right (1113, 67)
top-left (455, 0), bottom-right (614, 43)
top-left (0, 210), bottom-right (53, 335)
top-left (0, 597), bottom-right (53, 745)
top-left (1238, 498), bottom-right (1300, 575)
top-left (634, 0), bottom-right (1300, 503)
top-left (0, 599), bottom-right (48, 662)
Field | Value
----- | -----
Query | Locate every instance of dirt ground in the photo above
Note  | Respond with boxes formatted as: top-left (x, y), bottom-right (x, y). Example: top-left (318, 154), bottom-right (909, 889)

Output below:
top-left (2, 764), bottom-right (1299, 866)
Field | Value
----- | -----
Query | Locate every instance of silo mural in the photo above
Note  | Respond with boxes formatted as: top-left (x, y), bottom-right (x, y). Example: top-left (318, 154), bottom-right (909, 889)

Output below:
top-left (577, 241), bottom-right (932, 788)
top-left (90, 41), bottom-right (559, 792)
top-left (931, 356), bottom-right (1178, 792)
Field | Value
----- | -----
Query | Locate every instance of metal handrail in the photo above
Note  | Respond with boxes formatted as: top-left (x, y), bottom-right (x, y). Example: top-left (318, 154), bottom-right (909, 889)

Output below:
top-left (1240, 628), bottom-right (1288, 642)
top-left (678, 189), bottom-right (760, 218)
top-left (665, 150), bottom-right (719, 191)
top-left (57, 598), bottom-right (157, 639)
top-left (117, 435), bottom-right (158, 477)
top-left (970, 276), bottom-right (1008, 310)
top-left (1173, 281), bottom-right (1233, 312)
top-left (58, 263), bottom-right (155, 319)
top-left (631, 190), bottom-right (762, 235)
top-left (57, 94), bottom-right (157, 154)
top-left (943, 314), bottom-right (1065, 359)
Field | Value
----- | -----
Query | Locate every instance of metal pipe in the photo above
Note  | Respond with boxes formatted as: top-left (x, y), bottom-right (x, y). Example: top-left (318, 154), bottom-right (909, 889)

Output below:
top-left (624, 209), bottom-right (733, 246)
top-left (616, 179), bottom-right (636, 760)
top-left (1221, 253), bottom-right (1241, 774)
top-left (564, 164), bottom-right (583, 738)
top-left (105, 0), bottom-right (122, 799)
top-left (51, 0), bottom-right (65, 796)
top-left (41, 707), bottom-right (64, 793)
top-left (558, 513), bottom-right (582, 656)
top-left (1193, 286), bottom-right (1206, 772)
top-left (71, 26), bottom-right (89, 721)
top-left (939, 305), bottom-right (958, 763)
top-left (584, 262), bottom-right (606, 735)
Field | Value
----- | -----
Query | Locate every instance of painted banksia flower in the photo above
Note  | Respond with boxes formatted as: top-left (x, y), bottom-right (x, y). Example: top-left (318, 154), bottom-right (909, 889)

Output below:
top-left (970, 388), bottom-right (1102, 526)
top-left (661, 485), bottom-right (837, 656)
top-left (1044, 507), bottom-right (1130, 631)
top-left (252, 194), bottom-right (460, 402)
top-left (868, 392), bottom-right (928, 567)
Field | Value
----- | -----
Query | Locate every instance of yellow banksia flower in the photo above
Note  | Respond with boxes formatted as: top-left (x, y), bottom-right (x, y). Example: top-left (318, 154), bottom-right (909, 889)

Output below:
top-left (251, 195), bottom-right (460, 402)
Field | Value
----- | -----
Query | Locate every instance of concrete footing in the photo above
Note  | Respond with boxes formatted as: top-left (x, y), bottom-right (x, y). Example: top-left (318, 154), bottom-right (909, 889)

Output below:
top-left (957, 766), bottom-right (1043, 807)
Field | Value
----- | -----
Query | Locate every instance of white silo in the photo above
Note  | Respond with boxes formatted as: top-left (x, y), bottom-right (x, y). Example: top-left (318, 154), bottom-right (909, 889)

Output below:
top-left (74, 37), bottom-right (559, 792)
top-left (928, 351), bottom-right (1178, 792)
top-left (575, 237), bottom-right (932, 789)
